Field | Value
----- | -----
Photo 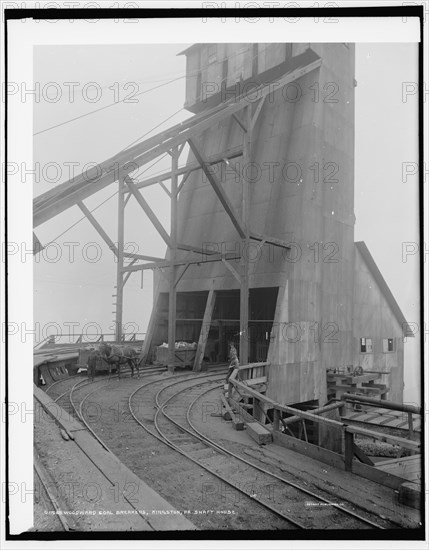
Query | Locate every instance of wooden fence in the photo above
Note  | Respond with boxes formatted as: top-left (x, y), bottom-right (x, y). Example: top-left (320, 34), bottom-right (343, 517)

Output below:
top-left (228, 363), bottom-right (421, 476)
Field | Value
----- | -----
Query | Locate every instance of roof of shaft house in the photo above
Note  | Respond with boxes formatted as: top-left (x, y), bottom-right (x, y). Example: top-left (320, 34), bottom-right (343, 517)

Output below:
top-left (355, 241), bottom-right (415, 338)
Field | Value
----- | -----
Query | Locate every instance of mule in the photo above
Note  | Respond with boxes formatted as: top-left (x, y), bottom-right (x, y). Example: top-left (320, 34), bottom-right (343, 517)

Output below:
top-left (98, 343), bottom-right (140, 379)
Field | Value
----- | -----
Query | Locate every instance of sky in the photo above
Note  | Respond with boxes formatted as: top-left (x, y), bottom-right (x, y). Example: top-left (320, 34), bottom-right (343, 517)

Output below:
top-left (33, 42), bottom-right (421, 402)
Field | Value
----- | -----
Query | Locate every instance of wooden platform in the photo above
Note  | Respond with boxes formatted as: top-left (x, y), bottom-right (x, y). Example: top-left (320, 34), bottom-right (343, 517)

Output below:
top-left (327, 372), bottom-right (388, 400)
top-left (342, 408), bottom-right (421, 432)
top-left (373, 455), bottom-right (422, 484)
top-left (34, 385), bottom-right (197, 531)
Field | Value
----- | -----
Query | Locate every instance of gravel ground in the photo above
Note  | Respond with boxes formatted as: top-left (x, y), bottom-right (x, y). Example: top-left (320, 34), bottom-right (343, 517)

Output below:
top-left (33, 373), bottom-right (422, 533)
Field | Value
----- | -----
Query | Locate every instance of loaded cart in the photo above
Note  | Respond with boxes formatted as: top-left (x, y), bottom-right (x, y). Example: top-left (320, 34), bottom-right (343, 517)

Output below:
top-left (155, 341), bottom-right (197, 368)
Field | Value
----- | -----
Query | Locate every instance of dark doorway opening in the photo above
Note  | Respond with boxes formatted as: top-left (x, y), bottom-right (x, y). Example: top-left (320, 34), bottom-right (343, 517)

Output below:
top-left (150, 287), bottom-right (278, 365)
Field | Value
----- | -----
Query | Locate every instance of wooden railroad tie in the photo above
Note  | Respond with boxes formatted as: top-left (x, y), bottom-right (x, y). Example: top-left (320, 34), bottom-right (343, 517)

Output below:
top-left (220, 395), bottom-right (245, 430)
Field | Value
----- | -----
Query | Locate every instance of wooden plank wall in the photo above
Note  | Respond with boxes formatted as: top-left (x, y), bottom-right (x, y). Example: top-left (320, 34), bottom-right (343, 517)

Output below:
top-left (157, 44), bottom-right (405, 412)
top-left (352, 246), bottom-right (406, 403)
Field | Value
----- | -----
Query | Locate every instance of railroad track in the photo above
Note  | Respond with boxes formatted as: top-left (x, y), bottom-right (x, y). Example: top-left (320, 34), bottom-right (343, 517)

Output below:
top-left (45, 366), bottom-right (165, 426)
top-left (41, 367), bottom-right (407, 531)
top-left (33, 454), bottom-right (72, 532)
top-left (128, 375), bottom-right (401, 530)
top-left (35, 365), bottom-right (173, 532)
top-left (186, 384), bottom-right (406, 529)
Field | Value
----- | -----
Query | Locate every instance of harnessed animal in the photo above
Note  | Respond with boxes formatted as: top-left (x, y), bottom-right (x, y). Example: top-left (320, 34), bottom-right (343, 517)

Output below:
top-left (98, 343), bottom-right (140, 379)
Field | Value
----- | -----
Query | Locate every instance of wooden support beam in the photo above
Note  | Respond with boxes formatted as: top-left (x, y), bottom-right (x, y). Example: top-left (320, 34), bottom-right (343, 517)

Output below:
top-left (115, 178), bottom-right (125, 343)
top-left (236, 362), bottom-right (270, 371)
top-left (301, 419), bottom-right (308, 443)
top-left (168, 148), bottom-right (179, 371)
top-left (177, 242), bottom-right (217, 256)
top-left (280, 418), bottom-right (296, 437)
top-left (177, 142), bottom-right (187, 158)
top-left (231, 375), bottom-right (344, 430)
top-left (177, 170), bottom-right (191, 195)
top-left (77, 201), bottom-right (118, 255)
top-left (341, 393), bottom-right (421, 415)
top-left (221, 395), bottom-right (245, 430)
top-left (121, 253), bottom-right (241, 273)
top-left (133, 145), bottom-right (243, 191)
top-left (251, 95), bottom-right (266, 130)
top-left (240, 105), bottom-right (252, 366)
top-left (249, 232), bottom-right (291, 250)
top-left (188, 139), bottom-right (246, 239)
top-left (122, 259), bottom-right (137, 287)
top-left (244, 376), bottom-right (267, 387)
top-left (281, 402), bottom-right (343, 426)
top-left (139, 283), bottom-right (161, 367)
top-left (123, 252), bottom-right (165, 262)
top-left (232, 113), bottom-right (247, 132)
top-left (344, 430), bottom-right (354, 471)
top-left (193, 288), bottom-right (216, 372)
top-left (158, 180), bottom-right (171, 197)
top-left (352, 442), bottom-right (374, 466)
top-left (173, 263), bottom-right (190, 288)
top-left (222, 258), bottom-right (241, 282)
top-left (273, 409), bottom-right (280, 432)
top-left (124, 193), bottom-right (132, 208)
top-left (408, 412), bottom-right (414, 440)
top-left (125, 177), bottom-right (173, 248)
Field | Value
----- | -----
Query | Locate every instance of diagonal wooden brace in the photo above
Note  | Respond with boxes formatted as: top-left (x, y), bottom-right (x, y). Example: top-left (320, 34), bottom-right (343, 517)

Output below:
top-left (188, 139), bottom-right (246, 239)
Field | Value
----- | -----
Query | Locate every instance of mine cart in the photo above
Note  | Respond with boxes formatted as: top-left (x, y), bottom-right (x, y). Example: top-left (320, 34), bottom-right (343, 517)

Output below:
top-left (155, 342), bottom-right (197, 368)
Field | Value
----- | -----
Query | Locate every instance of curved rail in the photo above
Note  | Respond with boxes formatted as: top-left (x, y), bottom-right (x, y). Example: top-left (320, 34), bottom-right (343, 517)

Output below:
top-left (45, 374), bottom-right (82, 396)
top-left (158, 381), bottom-right (395, 529)
top-left (33, 456), bottom-right (72, 532)
top-left (133, 374), bottom-right (306, 529)
top-left (186, 385), bottom-right (392, 530)
top-left (67, 368), bottom-right (401, 530)
top-left (77, 366), bottom-right (166, 453)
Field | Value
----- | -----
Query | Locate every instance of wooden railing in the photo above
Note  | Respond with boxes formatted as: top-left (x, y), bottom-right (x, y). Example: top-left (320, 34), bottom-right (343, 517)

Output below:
top-left (228, 364), bottom-right (421, 473)
top-left (234, 361), bottom-right (268, 383)
top-left (341, 392), bottom-right (421, 441)
top-left (34, 333), bottom-right (145, 348)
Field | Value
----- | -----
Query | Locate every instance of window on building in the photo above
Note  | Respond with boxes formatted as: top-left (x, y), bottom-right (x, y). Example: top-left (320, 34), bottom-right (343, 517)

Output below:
top-left (208, 44), bottom-right (217, 64)
top-left (383, 338), bottom-right (395, 353)
top-left (360, 337), bottom-right (373, 353)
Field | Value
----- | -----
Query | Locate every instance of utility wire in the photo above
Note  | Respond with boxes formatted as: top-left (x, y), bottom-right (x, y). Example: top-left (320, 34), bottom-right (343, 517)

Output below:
top-left (123, 107), bottom-right (185, 150)
top-left (37, 43), bottom-right (276, 241)
top-left (33, 44), bottom-right (272, 137)
top-left (41, 107), bottom-right (184, 246)
top-left (33, 77), bottom-right (186, 136)
top-left (42, 153), bottom-right (169, 247)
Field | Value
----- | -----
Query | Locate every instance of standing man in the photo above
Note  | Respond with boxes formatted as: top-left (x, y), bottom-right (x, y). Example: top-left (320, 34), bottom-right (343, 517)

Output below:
top-left (87, 348), bottom-right (97, 382)
top-left (226, 341), bottom-right (239, 383)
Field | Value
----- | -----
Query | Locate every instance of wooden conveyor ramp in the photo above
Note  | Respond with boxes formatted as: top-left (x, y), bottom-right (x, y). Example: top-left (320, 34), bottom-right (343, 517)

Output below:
top-left (33, 48), bottom-right (321, 230)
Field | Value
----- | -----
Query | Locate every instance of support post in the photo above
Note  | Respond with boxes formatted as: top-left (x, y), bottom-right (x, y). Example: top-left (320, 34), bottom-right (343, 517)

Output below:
top-left (240, 105), bottom-right (252, 365)
top-left (168, 148), bottom-right (179, 373)
top-left (139, 282), bottom-right (160, 367)
top-left (273, 409), bottom-right (280, 432)
top-left (193, 288), bottom-right (216, 372)
top-left (344, 429), bottom-right (354, 472)
top-left (115, 177), bottom-right (125, 343)
top-left (408, 412), bottom-right (414, 440)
